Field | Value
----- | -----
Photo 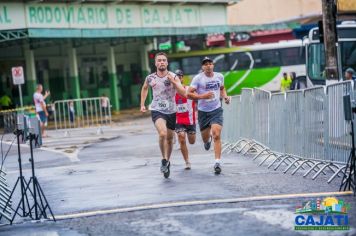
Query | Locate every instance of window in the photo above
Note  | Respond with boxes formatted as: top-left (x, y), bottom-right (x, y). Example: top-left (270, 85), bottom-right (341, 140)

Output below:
top-left (253, 49), bottom-right (281, 68)
top-left (307, 43), bottom-right (325, 81)
top-left (210, 54), bottom-right (229, 72)
top-left (340, 41), bottom-right (356, 72)
top-left (168, 60), bottom-right (181, 73)
top-left (228, 52), bottom-right (252, 70)
top-left (280, 47), bottom-right (305, 66)
top-left (182, 57), bottom-right (202, 75)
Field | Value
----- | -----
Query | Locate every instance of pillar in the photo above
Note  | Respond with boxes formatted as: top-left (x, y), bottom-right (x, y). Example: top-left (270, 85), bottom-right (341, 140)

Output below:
top-left (107, 46), bottom-right (120, 111)
top-left (67, 44), bottom-right (80, 99)
top-left (24, 45), bottom-right (37, 98)
top-left (225, 32), bottom-right (232, 48)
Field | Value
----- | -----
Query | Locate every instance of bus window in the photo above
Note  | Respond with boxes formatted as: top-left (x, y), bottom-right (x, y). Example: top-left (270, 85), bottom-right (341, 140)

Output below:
top-left (169, 60), bottom-right (181, 73)
top-left (307, 43), bottom-right (325, 81)
top-left (280, 47), bottom-right (306, 66)
top-left (228, 52), bottom-right (251, 70)
top-left (340, 41), bottom-right (356, 72)
top-left (182, 57), bottom-right (201, 75)
top-left (210, 54), bottom-right (229, 72)
top-left (254, 49), bottom-right (281, 68)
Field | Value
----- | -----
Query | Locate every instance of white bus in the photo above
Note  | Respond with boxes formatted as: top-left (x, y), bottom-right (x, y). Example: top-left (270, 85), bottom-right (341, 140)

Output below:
top-left (168, 40), bottom-right (306, 95)
top-left (305, 21), bottom-right (356, 85)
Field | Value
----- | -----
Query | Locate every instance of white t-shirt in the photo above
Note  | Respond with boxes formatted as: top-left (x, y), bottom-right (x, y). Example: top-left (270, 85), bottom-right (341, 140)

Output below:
top-left (146, 72), bottom-right (179, 114)
top-left (190, 72), bottom-right (224, 112)
top-left (101, 97), bottom-right (109, 108)
top-left (33, 92), bottom-right (45, 112)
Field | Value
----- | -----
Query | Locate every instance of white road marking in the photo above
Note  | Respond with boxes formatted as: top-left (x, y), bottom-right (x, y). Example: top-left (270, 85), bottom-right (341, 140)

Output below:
top-left (54, 191), bottom-right (353, 220)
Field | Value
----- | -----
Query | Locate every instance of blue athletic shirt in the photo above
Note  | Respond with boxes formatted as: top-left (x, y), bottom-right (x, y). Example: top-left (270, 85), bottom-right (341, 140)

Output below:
top-left (190, 72), bottom-right (224, 112)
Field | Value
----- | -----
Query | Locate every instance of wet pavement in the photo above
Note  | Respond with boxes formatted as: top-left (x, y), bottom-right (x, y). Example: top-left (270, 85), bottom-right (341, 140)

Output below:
top-left (0, 117), bottom-right (355, 235)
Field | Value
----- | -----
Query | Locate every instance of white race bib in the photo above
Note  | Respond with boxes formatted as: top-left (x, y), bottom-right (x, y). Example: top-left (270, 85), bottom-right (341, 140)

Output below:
top-left (158, 100), bottom-right (169, 109)
top-left (177, 103), bottom-right (188, 113)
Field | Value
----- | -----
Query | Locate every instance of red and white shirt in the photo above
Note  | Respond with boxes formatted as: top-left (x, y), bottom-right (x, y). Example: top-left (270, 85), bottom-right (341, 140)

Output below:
top-left (175, 86), bottom-right (196, 125)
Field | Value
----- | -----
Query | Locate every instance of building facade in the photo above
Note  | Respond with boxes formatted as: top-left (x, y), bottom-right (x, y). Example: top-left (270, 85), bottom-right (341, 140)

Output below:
top-left (0, 0), bottom-right (237, 111)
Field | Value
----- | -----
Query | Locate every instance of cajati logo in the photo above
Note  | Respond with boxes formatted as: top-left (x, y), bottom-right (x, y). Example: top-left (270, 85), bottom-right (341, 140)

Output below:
top-left (294, 197), bottom-right (350, 231)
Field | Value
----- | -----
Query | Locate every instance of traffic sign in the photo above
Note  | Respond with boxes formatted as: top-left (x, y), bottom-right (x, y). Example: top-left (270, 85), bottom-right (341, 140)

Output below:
top-left (12, 66), bottom-right (25, 85)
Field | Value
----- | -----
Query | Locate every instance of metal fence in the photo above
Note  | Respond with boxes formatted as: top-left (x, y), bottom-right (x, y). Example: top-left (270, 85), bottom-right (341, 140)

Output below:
top-left (0, 169), bottom-right (12, 222)
top-left (223, 81), bottom-right (353, 183)
top-left (53, 97), bottom-right (112, 134)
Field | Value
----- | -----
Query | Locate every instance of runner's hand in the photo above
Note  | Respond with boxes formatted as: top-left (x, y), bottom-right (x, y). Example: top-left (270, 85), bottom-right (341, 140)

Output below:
top-left (203, 91), bottom-right (215, 99)
top-left (140, 105), bottom-right (146, 113)
top-left (224, 96), bottom-right (231, 104)
top-left (167, 72), bottom-right (178, 84)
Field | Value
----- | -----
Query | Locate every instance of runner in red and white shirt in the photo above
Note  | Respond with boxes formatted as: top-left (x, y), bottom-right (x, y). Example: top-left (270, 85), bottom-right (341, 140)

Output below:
top-left (175, 69), bottom-right (198, 170)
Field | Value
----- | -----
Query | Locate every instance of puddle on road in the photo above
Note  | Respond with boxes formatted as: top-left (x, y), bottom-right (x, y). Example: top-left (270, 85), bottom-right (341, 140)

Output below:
top-left (168, 207), bottom-right (247, 216)
top-left (1, 226), bottom-right (86, 236)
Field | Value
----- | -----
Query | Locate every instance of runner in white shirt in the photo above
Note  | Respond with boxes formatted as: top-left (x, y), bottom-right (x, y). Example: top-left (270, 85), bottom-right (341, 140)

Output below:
top-left (188, 57), bottom-right (231, 174)
top-left (140, 52), bottom-right (186, 178)
top-left (33, 84), bottom-right (50, 137)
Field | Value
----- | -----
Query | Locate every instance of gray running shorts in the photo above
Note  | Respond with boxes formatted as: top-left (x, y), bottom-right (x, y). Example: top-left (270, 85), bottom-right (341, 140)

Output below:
top-left (198, 107), bottom-right (223, 131)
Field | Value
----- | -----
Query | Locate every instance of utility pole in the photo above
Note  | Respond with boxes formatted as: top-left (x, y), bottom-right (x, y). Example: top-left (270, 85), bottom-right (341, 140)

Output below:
top-left (321, 0), bottom-right (339, 81)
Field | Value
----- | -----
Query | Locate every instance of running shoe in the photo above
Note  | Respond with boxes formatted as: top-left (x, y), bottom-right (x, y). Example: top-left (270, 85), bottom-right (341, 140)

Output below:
top-left (214, 162), bottom-right (221, 174)
top-left (185, 162), bottom-right (191, 170)
top-left (161, 159), bottom-right (168, 173)
top-left (204, 136), bottom-right (212, 151)
top-left (164, 161), bottom-right (171, 178)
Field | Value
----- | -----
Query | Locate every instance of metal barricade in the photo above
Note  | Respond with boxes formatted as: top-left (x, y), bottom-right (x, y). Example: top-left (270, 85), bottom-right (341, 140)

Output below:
top-left (240, 89), bottom-right (254, 140)
top-left (0, 111), bottom-right (17, 134)
top-left (284, 90), bottom-right (304, 157)
top-left (222, 81), bottom-right (354, 183)
top-left (222, 95), bottom-right (241, 144)
top-left (54, 97), bottom-right (112, 133)
top-left (253, 88), bottom-right (271, 146)
top-left (0, 169), bottom-right (12, 222)
top-left (303, 86), bottom-right (326, 161)
top-left (269, 93), bottom-right (286, 153)
top-left (325, 81), bottom-right (352, 164)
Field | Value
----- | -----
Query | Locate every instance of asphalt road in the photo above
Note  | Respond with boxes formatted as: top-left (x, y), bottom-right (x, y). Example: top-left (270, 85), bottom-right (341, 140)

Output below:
top-left (0, 117), bottom-right (355, 235)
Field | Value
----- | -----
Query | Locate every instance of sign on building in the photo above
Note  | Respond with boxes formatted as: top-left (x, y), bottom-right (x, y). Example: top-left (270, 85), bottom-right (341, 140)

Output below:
top-left (11, 66), bottom-right (25, 85)
top-left (338, 0), bottom-right (356, 14)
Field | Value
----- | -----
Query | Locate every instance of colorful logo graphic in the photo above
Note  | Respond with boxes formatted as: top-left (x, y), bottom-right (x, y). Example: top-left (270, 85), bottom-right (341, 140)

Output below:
top-left (294, 197), bottom-right (350, 231)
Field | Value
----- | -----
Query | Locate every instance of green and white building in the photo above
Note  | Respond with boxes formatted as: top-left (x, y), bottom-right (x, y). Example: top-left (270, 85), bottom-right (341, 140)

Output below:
top-left (0, 0), bottom-right (238, 111)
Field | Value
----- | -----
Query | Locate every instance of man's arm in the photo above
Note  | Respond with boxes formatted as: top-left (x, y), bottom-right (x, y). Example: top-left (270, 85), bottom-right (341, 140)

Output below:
top-left (220, 86), bottom-right (231, 104)
top-left (43, 91), bottom-right (50, 100)
top-left (167, 73), bottom-right (186, 97)
top-left (140, 79), bottom-right (149, 112)
top-left (187, 86), bottom-right (214, 100)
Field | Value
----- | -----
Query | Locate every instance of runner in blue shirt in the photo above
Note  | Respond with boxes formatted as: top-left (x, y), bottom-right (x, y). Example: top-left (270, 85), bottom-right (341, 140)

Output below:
top-left (187, 57), bottom-right (231, 174)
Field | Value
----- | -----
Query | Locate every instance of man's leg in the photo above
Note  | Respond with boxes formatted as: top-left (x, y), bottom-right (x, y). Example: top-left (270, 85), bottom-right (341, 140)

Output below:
top-left (187, 133), bottom-right (196, 145)
top-left (200, 127), bottom-right (211, 144)
top-left (154, 118), bottom-right (168, 160)
top-left (166, 128), bottom-right (174, 161)
top-left (211, 124), bottom-right (222, 160)
top-left (178, 131), bottom-right (189, 164)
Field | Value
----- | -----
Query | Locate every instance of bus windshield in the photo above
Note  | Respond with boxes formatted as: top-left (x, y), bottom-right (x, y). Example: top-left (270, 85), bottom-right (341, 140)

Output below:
top-left (307, 41), bottom-right (356, 81)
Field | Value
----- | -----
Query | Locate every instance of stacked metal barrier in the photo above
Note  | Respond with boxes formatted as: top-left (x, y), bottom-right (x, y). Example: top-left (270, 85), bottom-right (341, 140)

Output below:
top-left (0, 111), bottom-right (17, 134)
top-left (54, 97), bottom-right (112, 134)
top-left (0, 169), bottom-right (12, 222)
top-left (223, 81), bottom-right (353, 183)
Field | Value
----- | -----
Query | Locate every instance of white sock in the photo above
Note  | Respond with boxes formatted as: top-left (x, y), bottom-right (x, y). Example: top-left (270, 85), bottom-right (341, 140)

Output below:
top-left (215, 159), bottom-right (221, 164)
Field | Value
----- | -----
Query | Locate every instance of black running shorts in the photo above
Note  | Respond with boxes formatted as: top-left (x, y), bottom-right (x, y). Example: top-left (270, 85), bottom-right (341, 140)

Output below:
top-left (151, 110), bottom-right (176, 130)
